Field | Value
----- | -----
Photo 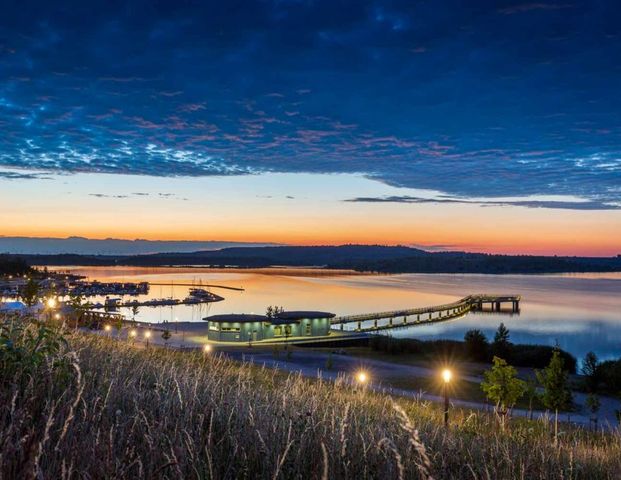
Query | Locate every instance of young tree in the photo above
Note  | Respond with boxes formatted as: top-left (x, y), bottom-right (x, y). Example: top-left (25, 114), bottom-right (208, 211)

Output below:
top-left (463, 329), bottom-right (489, 362)
top-left (131, 305), bottom-right (140, 323)
top-left (524, 376), bottom-right (539, 420)
top-left (585, 393), bottom-right (601, 430)
top-left (536, 348), bottom-right (573, 444)
top-left (481, 356), bottom-right (526, 423)
top-left (581, 351), bottom-right (600, 393)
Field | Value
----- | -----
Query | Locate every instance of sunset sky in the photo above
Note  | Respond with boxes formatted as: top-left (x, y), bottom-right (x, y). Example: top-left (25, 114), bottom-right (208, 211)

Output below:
top-left (1, 1), bottom-right (620, 256)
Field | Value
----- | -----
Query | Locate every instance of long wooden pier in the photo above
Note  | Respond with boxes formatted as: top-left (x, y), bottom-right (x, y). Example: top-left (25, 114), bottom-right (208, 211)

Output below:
top-left (149, 282), bottom-right (245, 292)
top-left (332, 294), bottom-right (520, 332)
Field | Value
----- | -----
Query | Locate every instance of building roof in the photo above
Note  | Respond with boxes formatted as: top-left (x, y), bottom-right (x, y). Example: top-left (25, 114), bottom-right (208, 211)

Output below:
top-left (275, 311), bottom-right (336, 321)
top-left (204, 314), bottom-right (268, 323)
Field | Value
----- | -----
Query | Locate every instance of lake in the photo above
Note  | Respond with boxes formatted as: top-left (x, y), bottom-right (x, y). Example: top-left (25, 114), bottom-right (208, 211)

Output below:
top-left (61, 266), bottom-right (621, 361)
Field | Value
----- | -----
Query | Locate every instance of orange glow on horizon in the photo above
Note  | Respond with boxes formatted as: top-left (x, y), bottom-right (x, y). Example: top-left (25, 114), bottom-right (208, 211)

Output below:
top-left (1, 172), bottom-right (620, 257)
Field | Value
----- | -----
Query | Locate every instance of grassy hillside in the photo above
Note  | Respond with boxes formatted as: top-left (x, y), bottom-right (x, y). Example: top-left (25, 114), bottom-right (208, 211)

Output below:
top-left (1, 319), bottom-right (620, 479)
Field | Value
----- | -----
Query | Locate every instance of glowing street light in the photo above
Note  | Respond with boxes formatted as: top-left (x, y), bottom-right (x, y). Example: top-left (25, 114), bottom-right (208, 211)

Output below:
top-left (46, 297), bottom-right (57, 309)
top-left (356, 370), bottom-right (368, 385)
top-left (104, 324), bottom-right (112, 334)
top-left (144, 330), bottom-right (152, 347)
top-left (203, 344), bottom-right (212, 354)
top-left (54, 313), bottom-right (61, 320)
top-left (442, 368), bottom-right (452, 427)
top-left (129, 329), bottom-right (137, 342)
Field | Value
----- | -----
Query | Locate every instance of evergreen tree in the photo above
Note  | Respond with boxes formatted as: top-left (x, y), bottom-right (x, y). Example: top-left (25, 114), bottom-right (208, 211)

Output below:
top-left (491, 322), bottom-right (512, 359)
top-left (536, 348), bottom-right (573, 444)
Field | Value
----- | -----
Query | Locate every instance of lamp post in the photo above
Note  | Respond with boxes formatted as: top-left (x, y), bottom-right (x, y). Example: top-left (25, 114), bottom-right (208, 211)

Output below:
top-left (355, 370), bottom-right (368, 390)
top-left (442, 368), bottom-right (452, 427)
top-left (144, 330), bottom-right (151, 347)
top-left (203, 344), bottom-right (212, 354)
top-left (104, 324), bottom-right (112, 336)
top-left (46, 297), bottom-right (58, 322)
top-left (129, 329), bottom-right (137, 344)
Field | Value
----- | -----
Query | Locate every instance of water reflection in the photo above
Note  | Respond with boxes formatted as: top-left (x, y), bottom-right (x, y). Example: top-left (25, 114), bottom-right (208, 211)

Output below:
top-left (62, 267), bottom-right (621, 361)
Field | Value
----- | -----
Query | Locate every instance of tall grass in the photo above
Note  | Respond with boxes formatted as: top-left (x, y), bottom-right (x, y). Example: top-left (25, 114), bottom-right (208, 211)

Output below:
top-left (1, 319), bottom-right (620, 479)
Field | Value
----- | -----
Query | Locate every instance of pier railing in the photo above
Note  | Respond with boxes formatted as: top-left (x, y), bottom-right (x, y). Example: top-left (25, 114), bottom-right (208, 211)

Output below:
top-left (331, 294), bottom-right (521, 330)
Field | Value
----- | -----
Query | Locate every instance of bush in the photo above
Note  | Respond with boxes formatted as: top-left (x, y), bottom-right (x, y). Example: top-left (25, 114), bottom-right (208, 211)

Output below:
top-left (508, 345), bottom-right (577, 373)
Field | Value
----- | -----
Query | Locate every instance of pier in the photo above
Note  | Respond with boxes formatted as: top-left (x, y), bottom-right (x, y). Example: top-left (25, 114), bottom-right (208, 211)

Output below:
top-left (149, 282), bottom-right (244, 291)
top-left (331, 294), bottom-right (520, 332)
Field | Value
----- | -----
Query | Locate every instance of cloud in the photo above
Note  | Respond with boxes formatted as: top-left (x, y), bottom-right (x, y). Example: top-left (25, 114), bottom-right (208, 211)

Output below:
top-left (0, 170), bottom-right (50, 180)
top-left (89, 192), bottom-right (188, 200)
top-left (0, 0), bottom-right (620, 206)
top-left (344, 195), bottom-right (621, 211)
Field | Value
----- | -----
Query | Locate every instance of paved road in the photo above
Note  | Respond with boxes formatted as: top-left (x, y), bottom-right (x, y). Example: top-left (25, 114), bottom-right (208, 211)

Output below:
top-left (223, 349), bottom-right (620, 430)
top-left (96, 327), bottom-right (620, 430)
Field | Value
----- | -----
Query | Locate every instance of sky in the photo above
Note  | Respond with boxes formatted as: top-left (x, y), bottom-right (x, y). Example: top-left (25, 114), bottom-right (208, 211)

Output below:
top-left (1, 0), bottom-right (620, 256)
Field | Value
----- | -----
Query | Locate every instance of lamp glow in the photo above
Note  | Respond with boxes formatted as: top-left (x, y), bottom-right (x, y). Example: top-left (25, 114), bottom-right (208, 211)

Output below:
top-left (203, 344), bottom-right (212, 353)
top-left (46, 298), bottom-right (57, 309)
top-left (356, 371), bottom-right (368, 384)
top-left (144, 331), bottom-right (152, 339)
top-left (442, 369), bottom-right (452, 383)
top-left (129, 329), bottom-right (137, 338)
top-left (104, 325), bottom-right (112, 332)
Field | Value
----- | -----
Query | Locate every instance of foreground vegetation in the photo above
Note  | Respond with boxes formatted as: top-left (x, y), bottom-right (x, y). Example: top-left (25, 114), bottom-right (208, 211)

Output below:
top-left (1, 318), bottom-right (620, 479)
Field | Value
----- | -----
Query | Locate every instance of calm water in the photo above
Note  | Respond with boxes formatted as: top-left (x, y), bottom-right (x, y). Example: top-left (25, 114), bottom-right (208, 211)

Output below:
top-left (61, 267), bottom-right (621, 361)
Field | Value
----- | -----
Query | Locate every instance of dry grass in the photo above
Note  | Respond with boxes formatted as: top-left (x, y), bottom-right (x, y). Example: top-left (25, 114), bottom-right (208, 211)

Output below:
top-left (1, 320), bottom-right (620, 479)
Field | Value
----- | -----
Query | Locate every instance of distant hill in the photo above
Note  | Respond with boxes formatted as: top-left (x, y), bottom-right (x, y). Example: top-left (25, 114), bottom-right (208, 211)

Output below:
top-left (0, 236), bottom-right (279, 255)
top-left (7, 244), bottom-right (621, 274)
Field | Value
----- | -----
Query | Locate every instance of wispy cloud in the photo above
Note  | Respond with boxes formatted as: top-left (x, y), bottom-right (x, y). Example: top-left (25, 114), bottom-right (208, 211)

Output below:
top-left (344, 195), bottom-right (621, 211)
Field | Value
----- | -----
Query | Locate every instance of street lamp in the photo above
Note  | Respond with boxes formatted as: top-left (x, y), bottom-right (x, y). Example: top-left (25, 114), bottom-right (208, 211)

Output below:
top-left (46, 297), bottom-right (57, 309)
top-left (129, 329), bottom-right (137, 342)
top-left (144, 330), bottom-right (151, 347)
top-left (442, 368), bottom-right (452, 427)
top-left (104, 324), bottom-right (112, 335)
top-left (356, 370), bottom-right (368, 385)
top-left (203, 344), bottom-right (212, 354)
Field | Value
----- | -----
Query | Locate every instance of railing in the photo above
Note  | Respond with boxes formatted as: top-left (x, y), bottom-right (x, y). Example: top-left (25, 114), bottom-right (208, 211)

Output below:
top-left (331, 294), bottom-right (520, 324)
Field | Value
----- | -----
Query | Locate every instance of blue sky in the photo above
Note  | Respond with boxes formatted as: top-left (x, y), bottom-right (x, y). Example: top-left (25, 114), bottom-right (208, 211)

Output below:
top-left (1, 1), bottom-right (620, 254)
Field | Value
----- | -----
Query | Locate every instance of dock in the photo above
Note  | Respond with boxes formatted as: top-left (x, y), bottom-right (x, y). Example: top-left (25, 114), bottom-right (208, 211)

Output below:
top-left (331, 294), bottom-right (520, 332)
top-left (149, 282), bottom-right (245, 292)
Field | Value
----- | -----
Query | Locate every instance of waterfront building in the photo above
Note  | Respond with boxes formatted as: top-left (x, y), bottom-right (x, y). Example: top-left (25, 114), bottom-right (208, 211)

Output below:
top-left (204, 311), bottom-right (335, 342)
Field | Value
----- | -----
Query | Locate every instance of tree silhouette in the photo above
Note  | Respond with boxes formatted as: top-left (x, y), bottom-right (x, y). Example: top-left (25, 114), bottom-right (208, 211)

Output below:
top-left (581, 351), bottom-right (600, 393)
top-left (492, 323), bottom-right (511, 359)
top-left (464, 329), bottom-right (489, 362)
top-left (20, 278), bottom-right (40, 307)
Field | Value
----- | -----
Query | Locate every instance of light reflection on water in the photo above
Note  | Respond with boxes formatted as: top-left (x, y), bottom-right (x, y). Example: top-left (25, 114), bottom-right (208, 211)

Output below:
top-left (62, 266), bottom-right (621, 361)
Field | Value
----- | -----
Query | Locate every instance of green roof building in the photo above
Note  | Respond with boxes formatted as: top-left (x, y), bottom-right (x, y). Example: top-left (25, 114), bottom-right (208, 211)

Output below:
top-left (204, 311), bottom-right (335, 342)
